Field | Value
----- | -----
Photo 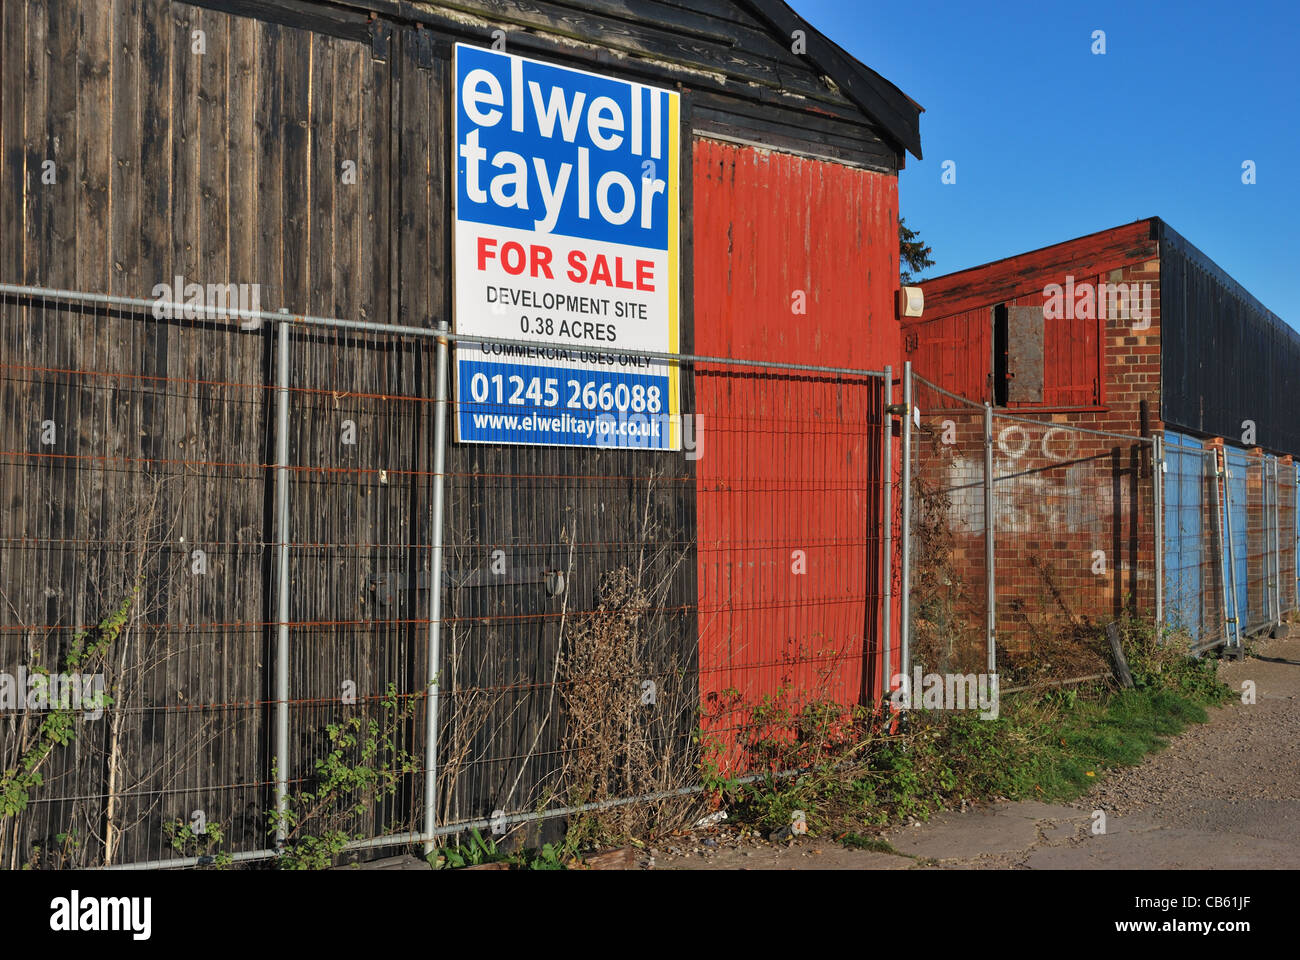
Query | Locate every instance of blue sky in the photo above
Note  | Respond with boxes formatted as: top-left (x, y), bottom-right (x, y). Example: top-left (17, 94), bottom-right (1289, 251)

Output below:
top-left (791, 0), bottom-right (1300, 325)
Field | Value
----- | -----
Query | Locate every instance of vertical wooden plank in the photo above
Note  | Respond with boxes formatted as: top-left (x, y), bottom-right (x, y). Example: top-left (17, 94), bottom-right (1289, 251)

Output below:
top-left (222, 4), bottom-right (259, 848)
top-left (254, 19), bottom-right (283, 307)
top-left (228, 13), bottom-right (256, 290)
top-left (280, 24), bottom-right (310, 306)
top-left (308, 31), bottom-right (335, 316)
top-left (111, 0), bottom-right (141, 296)
top-left (136, 0), bottom-right (170, 655)
top-left (44, 0), bottom-right (77, 289)
top-left (22, 0), bottom-right (47, 287)
top-left (0, 1), bottom-right (25, 281)
top-left (397, 28), bottom-right (437, 328)
top-left (171, 3), bottom-right (200, 284)
top-left (165, 0), bottom-right (204, 841)
top-left (333, 40), bottom-right (359, 320)
top-left (394, 34), bottom-right (432, 812)
top-left (277, 20), bottom-right (313, 805)
top-left (198, 9), bottom-right (229, 286)
top-left (251, 16), bottom-right (285, 840)
top-left (129, 0), bottom-right (171, 861)
top-left (74, 15), bottom-right (115, 850)
top-left (197, 3), bottom-right (233, 831)
top-left (138, 0), bottom-right (170, 289)
top-left (41, 0), bottom-right (76, 646)
top-left (41, 0), bottom-right (78, 290)
top-left (76, 0), bottom-right (112, 293)
top-left (28, 0), bottom-right (82, 847)
top-left (75, 0), bottom-right (112, 569)
top-left (0, 0), bottom-right (28, 869)
top-left (360, 36), bottom-right (387, 326)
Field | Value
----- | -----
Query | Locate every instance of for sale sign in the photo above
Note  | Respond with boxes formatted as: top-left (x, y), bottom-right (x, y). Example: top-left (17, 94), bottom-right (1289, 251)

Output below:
top-left (453, 43), bottom-right (681, 449)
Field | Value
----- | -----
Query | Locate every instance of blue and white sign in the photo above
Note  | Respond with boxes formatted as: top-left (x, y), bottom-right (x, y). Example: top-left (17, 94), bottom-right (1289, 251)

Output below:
top-left (453, 43), bottom-right (681, 449)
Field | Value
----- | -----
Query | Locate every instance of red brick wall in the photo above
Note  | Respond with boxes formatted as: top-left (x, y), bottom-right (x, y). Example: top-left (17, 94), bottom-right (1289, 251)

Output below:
top-left (910, 253), bottom-right (1163, 657)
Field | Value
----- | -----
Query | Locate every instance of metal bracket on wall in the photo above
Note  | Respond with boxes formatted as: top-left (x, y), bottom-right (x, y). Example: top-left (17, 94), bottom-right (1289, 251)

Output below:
top-left (369, 16), bottom-right (392, 61)
top-left (411, 24), bottom-right (435, 69)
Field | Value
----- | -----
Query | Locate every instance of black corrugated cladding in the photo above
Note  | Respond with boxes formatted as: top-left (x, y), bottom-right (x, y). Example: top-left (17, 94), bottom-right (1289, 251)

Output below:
top-left (1159, 219), bottom-right (1300, 455)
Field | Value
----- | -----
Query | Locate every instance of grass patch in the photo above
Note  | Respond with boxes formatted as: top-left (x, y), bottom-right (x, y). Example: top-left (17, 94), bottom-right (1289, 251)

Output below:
top-left (837, 833), bottom-right (898, 854)
top-left (710, 617), bottom-right (1232, 838)
top-left (1001, 688), bottom-right (1210, 803)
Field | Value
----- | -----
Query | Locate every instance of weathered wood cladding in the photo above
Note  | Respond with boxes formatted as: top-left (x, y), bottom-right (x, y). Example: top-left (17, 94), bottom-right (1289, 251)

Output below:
top-left (0, 0), bottom-right (916, 862)
top-left (0, 0), bottom-right (416, 863)
top-left (186, 0), bottom-right (916, 171)
top-left (0, 0), bottom-right (768, 860)
top-left (906, 221), bottom-right (1159, 408)
top-left (916, 220), bottom-right (1159, 323)
top-left (692, 141), bottom-right (899, 754)
top-left (1158, 221), bottom-right (1300, 457)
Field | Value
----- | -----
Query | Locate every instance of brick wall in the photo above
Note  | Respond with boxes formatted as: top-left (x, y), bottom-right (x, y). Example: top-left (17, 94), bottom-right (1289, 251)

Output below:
top-left (911, 255), bottom-right (1163, 660)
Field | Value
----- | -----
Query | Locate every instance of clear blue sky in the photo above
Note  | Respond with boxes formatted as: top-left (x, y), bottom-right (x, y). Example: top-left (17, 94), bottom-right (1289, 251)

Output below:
top-left (791, 0), bottom-right (1300, 325)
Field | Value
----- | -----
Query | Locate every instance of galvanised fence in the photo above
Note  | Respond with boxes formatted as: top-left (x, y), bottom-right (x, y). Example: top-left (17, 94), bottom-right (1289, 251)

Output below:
top-left (907, 371), bottom-right (1157, 687)
top-left (4, 286), bottom-right (1293, 870)
top-left (909, 374), bottom-right (1298, 685)
top-left (1163, 431), bottom-right (1297, 652)
top-left (0, 282), bottom-right (892, 869)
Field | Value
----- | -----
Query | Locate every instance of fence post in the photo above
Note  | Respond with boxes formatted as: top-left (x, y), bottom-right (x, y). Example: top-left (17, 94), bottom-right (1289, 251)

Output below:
top-left (984, 403), bottom-right (996, 673)
top-left (880, 366), bottom-right (893, 698)
top-left (1153, 435), bottom-right (1164, 637)
top-left (424, 322), bottom-right (451, 856)
top-left (1273, 458), bottom-right (1282, 628)
top-left (273, 317), bottom-right (291, 848)
top-left (1222, 449), bottom-right (1242, 653)
top-left (900, 362), bottom-right (913, 681)
top-left (1208, 449), bottom-right (1231, 651)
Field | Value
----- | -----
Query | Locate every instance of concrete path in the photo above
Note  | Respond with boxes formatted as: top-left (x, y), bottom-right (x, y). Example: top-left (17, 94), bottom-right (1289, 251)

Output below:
top-left (886, 632), bottom-right (1300, 869)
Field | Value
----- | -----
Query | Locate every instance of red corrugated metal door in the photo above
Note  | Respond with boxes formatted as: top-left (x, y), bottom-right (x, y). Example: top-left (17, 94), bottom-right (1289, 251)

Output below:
top-left (691, 139), bottom-right (900, 771)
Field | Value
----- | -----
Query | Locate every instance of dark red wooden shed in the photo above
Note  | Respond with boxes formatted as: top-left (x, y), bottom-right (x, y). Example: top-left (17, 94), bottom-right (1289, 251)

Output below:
top-left (906, 218), bottom-right (1296, 652)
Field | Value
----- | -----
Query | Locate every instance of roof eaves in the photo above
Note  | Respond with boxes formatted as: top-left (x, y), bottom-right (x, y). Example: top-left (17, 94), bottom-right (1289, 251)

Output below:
top-left (738, 0), bottom-right (923, 160)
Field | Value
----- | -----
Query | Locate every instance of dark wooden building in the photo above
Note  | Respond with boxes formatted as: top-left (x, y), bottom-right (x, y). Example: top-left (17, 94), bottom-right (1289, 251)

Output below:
top-left (0, 0), bottom-right (921, 866)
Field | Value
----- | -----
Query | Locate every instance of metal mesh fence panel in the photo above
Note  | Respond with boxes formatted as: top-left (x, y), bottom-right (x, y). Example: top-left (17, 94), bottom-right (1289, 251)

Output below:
top-left (909, 371), bottom-right (1159, 686)
top-left (908, 375), bottom-right (989, 675)
top-left (0, 288), bottom-right (278, 868)
top-left (0, 284), bottom-right (892, 867)
top-left (438, 360), bottom-right (890, 837)
top-left (1161, 436), bottom-right (1229, 648)
top-left (1285, 462), bottom-right (1299, 615)
top-left (1223, 447), bottom-right (1250, 644)
top-left (990, 411), bottom-right (1154, 680)
top-left (1233, 451), bottom-right (1288, 637)
top-left (280, 322), bottom-right (434, 861)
